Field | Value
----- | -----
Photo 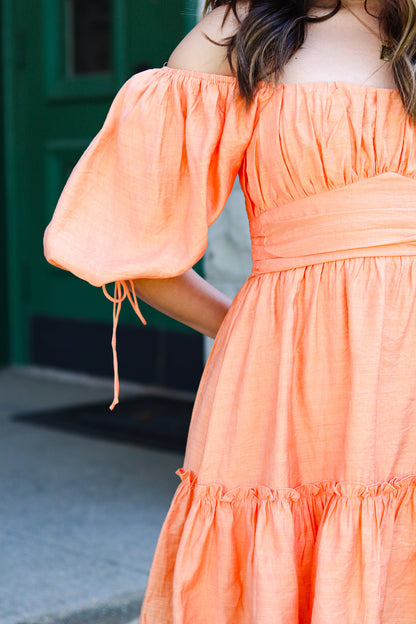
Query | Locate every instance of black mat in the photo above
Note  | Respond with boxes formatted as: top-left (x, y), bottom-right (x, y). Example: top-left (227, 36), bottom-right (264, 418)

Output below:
top-left (12, 395), bottom-right (194, 453)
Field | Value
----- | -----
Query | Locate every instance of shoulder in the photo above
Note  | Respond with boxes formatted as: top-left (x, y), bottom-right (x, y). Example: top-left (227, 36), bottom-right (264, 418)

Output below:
top-left (167, 2), bottom-right (250, 77)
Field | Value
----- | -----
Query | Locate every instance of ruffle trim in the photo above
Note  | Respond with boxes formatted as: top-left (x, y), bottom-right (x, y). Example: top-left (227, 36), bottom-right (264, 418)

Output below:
top-left (175, 468), bottom-right (416, 502)
top-left (138, 468), bottom-right (416, 620)
top-left (160, 66), bottom-right (401, 95)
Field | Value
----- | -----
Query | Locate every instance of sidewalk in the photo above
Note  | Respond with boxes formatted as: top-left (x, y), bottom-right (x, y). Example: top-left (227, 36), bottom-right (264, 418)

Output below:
top-left (0, 365), bottom-right (190, 624)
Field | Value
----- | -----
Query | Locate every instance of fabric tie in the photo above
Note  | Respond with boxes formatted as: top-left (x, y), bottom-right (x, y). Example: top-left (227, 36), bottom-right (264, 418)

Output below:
top-left (249, 173), bottom-right (416, 274)
top-left (102, 279), bottom-right (147, 410)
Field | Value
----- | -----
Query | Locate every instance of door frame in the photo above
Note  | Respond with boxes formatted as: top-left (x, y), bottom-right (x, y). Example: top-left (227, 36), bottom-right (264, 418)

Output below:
top-left (2, 0), bottom-right (20, 364)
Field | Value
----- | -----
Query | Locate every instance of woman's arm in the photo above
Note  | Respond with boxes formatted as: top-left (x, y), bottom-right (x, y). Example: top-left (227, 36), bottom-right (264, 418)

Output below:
top-left (131, 270), bottom-right (233, 339)
top-left (130, 4), bottom-right (249, 338)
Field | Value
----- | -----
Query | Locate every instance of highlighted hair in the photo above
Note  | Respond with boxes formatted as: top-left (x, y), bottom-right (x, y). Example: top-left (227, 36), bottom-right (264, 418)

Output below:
top-left (203, 0), bottom-right (416, 124)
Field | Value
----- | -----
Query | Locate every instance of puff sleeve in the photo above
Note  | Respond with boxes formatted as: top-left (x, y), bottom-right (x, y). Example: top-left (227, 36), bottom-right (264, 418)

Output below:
top-left (43, 66), bottom-right (267, 409)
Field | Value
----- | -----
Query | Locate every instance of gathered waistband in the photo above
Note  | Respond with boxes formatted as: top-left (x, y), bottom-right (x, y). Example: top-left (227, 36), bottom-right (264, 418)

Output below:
top-left (249, 172), bottom-right (416, 274)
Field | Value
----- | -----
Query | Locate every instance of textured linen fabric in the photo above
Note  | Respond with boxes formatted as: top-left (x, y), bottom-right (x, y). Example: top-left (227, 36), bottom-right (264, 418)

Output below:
top-left (44, 66), bottom-right (416, 623)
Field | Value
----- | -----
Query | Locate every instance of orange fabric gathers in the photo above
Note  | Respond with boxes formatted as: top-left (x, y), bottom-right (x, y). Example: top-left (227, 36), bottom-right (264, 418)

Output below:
top-left (43, 67), bottom-right (416, 622)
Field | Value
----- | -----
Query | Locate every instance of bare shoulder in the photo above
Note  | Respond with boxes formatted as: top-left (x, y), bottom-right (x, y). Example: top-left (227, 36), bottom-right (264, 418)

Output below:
top-left (167, 2), bottom-right (250, 76)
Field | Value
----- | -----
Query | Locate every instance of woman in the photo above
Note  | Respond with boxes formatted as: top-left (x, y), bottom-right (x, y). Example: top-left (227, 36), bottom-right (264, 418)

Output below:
top-left (44, 0), bottom-right (416, 621)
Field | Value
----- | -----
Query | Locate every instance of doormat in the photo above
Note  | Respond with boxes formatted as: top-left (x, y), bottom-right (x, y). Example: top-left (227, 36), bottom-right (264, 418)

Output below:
top-left (12, 395), bottom-right (194, 453)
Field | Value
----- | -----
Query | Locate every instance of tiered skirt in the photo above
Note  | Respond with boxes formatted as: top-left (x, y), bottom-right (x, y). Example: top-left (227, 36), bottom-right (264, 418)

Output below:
top-left (139, 256), bottom-right (416, 623)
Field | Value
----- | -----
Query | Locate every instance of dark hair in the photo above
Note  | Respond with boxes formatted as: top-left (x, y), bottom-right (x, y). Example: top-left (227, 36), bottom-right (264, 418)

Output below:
top-left (203, 0), bottom-right (416, 124)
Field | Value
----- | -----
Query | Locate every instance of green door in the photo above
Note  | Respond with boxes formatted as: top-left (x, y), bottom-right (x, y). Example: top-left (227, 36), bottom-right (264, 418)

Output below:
top-left (3, 0), bottom-right (203, 390)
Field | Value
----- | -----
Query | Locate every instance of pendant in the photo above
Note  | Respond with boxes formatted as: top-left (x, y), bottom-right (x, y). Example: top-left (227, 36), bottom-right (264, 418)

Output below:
top-left (380, 43), bottom-right (393, 61)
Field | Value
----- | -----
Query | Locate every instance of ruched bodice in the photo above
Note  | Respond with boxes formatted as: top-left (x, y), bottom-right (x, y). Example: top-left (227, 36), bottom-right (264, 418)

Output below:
top-left (240, 80), bottom-right (416, 272)
top-left (243, 80), bottom-right (416, 209)
top-left (43, 68), bottom-right (416, 623)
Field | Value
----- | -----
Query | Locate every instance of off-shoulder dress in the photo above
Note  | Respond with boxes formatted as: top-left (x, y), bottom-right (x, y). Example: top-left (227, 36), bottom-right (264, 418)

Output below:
top-left (43, 66), bottom-right (416, 624)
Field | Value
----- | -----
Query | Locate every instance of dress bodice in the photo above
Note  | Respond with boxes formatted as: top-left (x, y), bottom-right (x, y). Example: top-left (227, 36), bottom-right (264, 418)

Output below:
top-left (240, 81), bottom-right (416, 273)
top-left (242, 80), bottom-right (416, 212)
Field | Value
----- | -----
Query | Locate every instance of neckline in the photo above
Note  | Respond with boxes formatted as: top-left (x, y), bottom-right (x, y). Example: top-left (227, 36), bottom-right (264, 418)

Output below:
top-left (160, 65), bottom-right (399, 94)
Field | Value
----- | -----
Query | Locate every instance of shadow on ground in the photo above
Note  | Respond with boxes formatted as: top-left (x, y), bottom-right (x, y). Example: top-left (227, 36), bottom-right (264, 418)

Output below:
top-left (12, 395), bottom-right (193, 453)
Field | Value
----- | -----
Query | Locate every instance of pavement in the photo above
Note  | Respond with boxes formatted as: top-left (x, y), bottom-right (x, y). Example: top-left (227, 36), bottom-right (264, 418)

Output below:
top-left (0, 365), bottom-right (193, 624)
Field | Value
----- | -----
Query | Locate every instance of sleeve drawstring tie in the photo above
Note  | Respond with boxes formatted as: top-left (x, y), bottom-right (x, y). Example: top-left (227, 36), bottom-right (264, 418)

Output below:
top-left (102, 279), bottom-right (147, 410)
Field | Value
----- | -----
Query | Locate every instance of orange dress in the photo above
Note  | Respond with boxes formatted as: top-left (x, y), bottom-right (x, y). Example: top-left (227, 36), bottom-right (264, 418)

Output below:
top-left (43, 67), bottom-right (416, 623)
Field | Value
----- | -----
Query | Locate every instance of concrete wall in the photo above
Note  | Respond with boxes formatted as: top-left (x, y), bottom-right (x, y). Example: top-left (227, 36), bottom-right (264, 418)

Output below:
top-left (204, 181), bottom-right (252, 360)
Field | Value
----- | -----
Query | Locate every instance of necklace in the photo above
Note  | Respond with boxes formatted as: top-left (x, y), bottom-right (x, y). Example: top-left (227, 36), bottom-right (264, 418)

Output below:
top-left (342, 3), bottom-right (394, 61)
